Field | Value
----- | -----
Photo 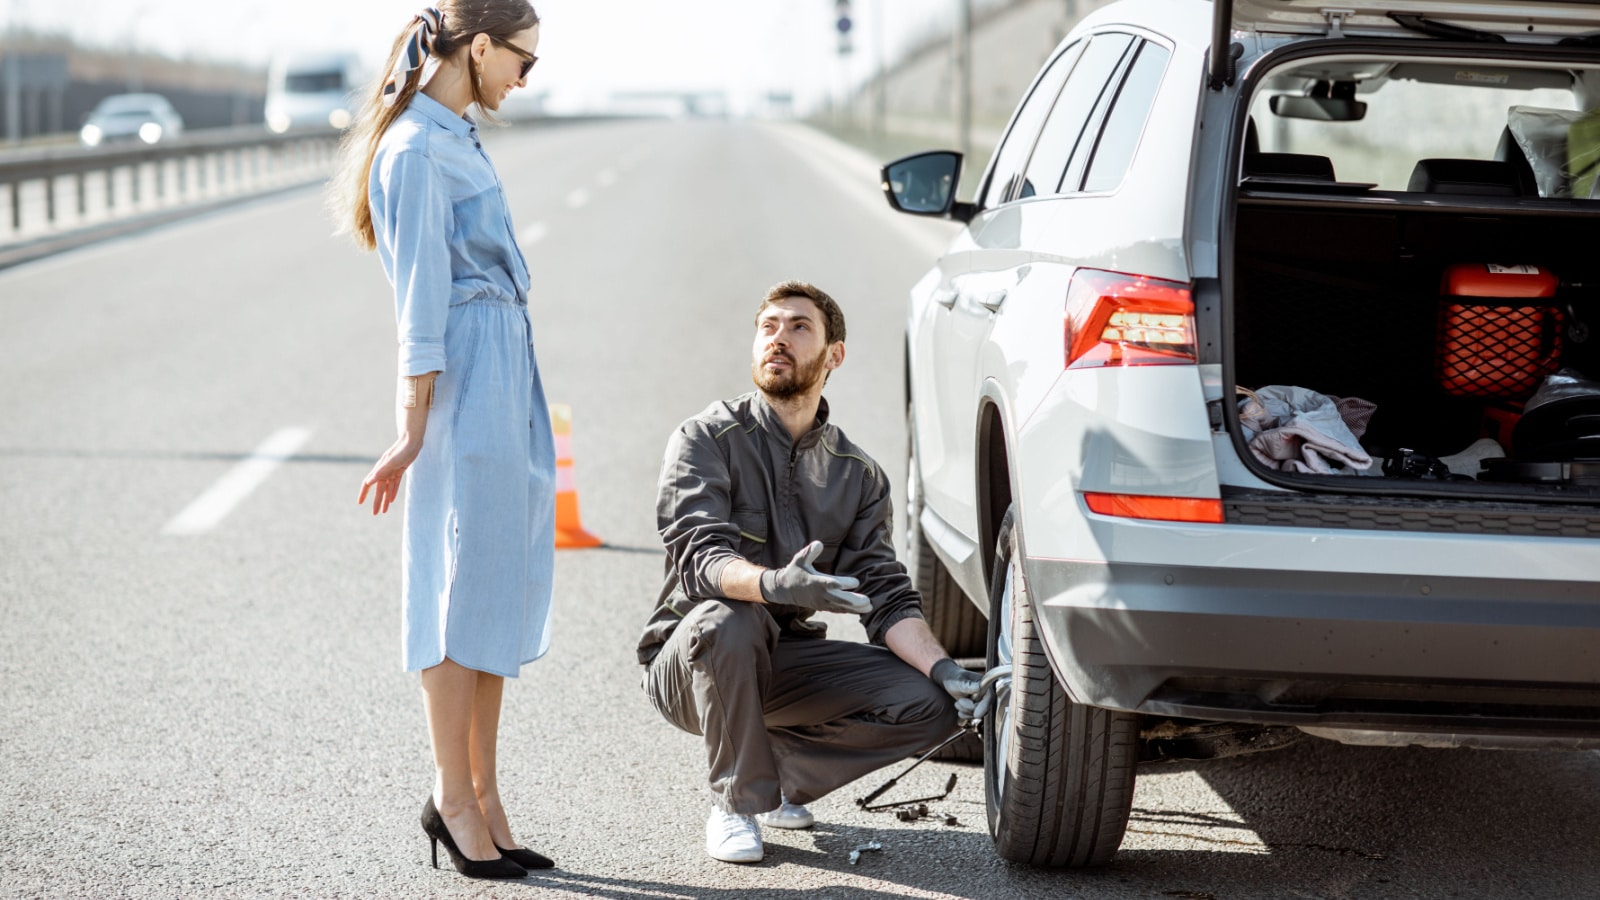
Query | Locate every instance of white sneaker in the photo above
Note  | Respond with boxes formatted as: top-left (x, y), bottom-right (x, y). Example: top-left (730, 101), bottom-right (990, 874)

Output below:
top-left (706, 807), bottom-right (764, 863)
top-left (755, 799), bottom-right (815, 830)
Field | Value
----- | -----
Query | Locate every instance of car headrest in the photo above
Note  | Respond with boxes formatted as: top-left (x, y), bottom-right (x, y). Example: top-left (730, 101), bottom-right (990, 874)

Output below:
top-left (1245, 116), bottom-right (1260, 157)
top-left (1242, 152), bottom-right (1336, 181)
top-left (1407, 159), bottom-right (1520, 196)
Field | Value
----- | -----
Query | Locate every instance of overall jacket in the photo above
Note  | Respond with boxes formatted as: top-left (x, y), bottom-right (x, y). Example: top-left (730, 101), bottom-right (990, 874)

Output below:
top-left (637, 393), bottom-right (924, 664)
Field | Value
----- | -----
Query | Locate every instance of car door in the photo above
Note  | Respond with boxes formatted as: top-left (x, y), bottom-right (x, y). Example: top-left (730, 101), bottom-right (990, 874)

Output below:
top-left (918, 42), bottom-right (1083, 533)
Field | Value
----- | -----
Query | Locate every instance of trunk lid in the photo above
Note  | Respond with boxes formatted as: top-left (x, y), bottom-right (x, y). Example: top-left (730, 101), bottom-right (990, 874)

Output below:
top-left (1230, 0), bottom-right (1600, 40)
top-left (1212, 0), bottom-right (1600, 84)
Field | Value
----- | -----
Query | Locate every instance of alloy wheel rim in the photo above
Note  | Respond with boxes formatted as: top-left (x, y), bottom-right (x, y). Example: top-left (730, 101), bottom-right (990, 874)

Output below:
top-left (994, 559), bottom-right (1016, 802)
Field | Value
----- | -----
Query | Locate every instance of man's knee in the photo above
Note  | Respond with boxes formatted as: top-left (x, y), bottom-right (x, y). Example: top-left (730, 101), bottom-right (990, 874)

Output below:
top-left (897, 672), bottom-right (961, 741)
top-left (684, 599), bottom-right (776, 664)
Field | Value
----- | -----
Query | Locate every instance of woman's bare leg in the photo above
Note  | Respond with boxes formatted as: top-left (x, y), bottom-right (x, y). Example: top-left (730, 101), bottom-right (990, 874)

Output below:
top-left (468, 671), bottom-right (520, 848)
top-left (421, 658), bottom-right (499, 861)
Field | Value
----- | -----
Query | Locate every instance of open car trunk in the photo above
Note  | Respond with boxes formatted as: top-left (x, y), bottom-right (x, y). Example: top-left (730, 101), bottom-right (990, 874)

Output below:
top-left (1228, 192), bottom-right (1600, 508)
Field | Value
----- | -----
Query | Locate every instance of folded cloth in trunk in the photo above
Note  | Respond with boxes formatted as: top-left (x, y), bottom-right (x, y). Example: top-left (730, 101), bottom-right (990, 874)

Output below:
top-left (1240, 385), bottom-right (1377, 475)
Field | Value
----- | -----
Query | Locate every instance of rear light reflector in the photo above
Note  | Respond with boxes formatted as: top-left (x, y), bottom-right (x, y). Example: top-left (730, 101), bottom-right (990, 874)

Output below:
top-left (1083, 492), bottom-right (1224, 523)
top-left (1065, 269), bottom-right (1195, 369)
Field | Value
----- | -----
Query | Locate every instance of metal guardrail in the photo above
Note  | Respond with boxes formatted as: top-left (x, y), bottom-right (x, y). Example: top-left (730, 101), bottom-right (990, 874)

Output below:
top-left (0, 125), bottom-right (340, 240)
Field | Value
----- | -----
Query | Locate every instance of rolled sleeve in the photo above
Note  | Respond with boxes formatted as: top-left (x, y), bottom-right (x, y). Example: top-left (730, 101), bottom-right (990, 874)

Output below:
top-left (839, 463), bottom-right (926, 645)
top-left (658, 423), bottom-right (742, 601)
top-left (378, 149), bottom-right (453, 377)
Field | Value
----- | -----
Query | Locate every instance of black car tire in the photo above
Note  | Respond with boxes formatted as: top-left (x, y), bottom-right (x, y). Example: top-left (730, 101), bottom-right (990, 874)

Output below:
top-left (983, 507), bottom-right (1138, 867)
top-left (907, 406), bottom-right (985, 659)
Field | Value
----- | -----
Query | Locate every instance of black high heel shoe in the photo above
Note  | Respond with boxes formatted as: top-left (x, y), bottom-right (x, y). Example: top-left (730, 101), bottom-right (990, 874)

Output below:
top-left (496, 844), bottom-right (555, 869)
top-left (421, 796), bottom-right (527, 880)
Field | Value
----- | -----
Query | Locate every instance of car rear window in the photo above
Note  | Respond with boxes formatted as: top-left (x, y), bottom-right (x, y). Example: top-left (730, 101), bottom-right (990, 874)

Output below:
top-left (1247, 59), bottom-right (1589, 196)
top-left (1081, 41), bottom-right (1171, 194)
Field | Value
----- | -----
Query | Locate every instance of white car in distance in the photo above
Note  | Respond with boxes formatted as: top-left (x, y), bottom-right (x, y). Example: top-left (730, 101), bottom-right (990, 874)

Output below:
top-left (79, 94), bottom-right (184, 147)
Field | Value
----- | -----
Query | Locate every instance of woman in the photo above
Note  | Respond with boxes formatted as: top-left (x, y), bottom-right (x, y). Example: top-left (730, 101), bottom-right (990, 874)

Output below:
top-left (332, 1), bottom-right (554, 881)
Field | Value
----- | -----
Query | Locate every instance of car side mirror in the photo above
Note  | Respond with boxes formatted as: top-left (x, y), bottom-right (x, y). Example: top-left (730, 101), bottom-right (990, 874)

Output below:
top-left (881, 151), bottom-right (976, 222)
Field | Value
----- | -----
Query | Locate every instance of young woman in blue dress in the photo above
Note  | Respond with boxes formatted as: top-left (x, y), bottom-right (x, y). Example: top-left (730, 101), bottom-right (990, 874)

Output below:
top-left (332, 1), bottom-right (555, 881)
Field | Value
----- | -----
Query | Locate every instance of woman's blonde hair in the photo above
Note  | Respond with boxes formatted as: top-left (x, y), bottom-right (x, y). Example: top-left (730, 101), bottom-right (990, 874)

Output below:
top-left (330, 0), bottom-right (539, 249)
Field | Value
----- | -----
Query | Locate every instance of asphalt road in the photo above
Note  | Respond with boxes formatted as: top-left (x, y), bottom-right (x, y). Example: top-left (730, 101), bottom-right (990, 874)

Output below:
top-left (2, 118), bottom-right (1597, 900)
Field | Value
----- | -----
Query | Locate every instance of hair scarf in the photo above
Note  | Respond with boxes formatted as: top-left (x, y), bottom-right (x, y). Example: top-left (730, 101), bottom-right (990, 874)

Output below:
top-left (381, 7), bottom-right (444, 108)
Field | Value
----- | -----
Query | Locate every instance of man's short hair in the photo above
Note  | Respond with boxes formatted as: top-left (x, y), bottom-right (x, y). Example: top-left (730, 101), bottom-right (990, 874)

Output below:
top-left (757, 281), bottom-right (847, 345)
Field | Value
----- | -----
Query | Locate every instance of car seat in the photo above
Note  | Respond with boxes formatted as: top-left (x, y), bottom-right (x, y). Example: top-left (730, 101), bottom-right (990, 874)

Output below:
top-left (1494, 127), bottom-right (1540, 196)
top-left (1407, 159), bottom-right (1521, 196)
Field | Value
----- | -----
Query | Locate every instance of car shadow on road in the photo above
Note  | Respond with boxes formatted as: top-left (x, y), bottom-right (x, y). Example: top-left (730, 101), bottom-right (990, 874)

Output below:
top-left (1113, 738), bottom-right (1600, 898)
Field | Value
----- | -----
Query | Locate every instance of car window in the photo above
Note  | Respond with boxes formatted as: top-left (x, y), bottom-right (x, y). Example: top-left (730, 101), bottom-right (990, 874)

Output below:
top-left (1020, 33), bottom-right (1134, 199)
top-left (1081, 42), bottom-right (1171, 193)
top-left (287, 71), bottom-right (346, 92)
top-left (981, 47), bottom-right (1079, 209)
top-left (1248, 68), bottom-right (1581, 194)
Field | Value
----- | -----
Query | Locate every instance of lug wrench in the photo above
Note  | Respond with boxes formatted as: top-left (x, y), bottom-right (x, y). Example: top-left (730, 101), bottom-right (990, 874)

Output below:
top-left (854, 664), bottom-right (1013, 811)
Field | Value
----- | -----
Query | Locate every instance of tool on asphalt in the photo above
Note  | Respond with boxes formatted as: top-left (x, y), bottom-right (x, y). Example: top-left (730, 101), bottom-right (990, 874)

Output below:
top-left (854, 664), bottom-right (1013, 811)
top-left (847, 841), bottom-right (882, 865)
top-left (892, 803), bottom-right (962, 825)
top-left (550, 403), bottom-right (603, 549)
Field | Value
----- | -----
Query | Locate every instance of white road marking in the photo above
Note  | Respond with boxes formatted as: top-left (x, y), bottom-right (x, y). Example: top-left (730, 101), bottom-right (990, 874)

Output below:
top-left (565, 188), bottom-right (590, 209)
top-left (162, 427), bottom-right (313, 535)
top-left (596, 168), bottom-right (618, 187)
top-left (519, 221), bottom-right (548, 247)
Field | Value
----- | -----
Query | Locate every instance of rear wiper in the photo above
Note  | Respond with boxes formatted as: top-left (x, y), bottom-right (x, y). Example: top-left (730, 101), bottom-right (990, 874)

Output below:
top-left (1387, 12), bottom-right (1507, 43)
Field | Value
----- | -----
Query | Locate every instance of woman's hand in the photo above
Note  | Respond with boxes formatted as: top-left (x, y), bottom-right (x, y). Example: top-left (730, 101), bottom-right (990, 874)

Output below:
top-left (359, 372), bottom-right (438, 516)
top-left (358, 433), bottom-right (424, 515)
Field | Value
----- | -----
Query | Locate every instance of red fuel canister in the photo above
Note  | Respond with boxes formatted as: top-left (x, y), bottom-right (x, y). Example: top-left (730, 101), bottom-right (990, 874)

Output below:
top-left (1435, 263), bottom-right (1563, 399)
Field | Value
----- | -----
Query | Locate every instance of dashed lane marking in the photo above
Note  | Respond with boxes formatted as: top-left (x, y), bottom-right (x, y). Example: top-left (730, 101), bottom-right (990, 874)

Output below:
top-left (162, 427), bottom-right (313, 535)
top-left (597, 169), bottom-right (617, 187)
top-left (565, 188), bottom-right (590, 209)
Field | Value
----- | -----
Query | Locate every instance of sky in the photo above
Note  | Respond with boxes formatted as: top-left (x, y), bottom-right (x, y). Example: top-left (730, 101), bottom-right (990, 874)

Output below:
top-left (5, 0), bottom-right (981, 113)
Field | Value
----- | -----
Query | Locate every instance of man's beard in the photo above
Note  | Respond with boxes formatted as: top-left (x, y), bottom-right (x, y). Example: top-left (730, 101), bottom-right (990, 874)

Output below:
top-left (752, 346), bottom-right (828, 399)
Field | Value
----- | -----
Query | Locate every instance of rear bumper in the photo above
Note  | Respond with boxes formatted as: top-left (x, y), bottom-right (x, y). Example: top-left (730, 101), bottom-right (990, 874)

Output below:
top-left (1026, 558), bottom-right (1600, 737)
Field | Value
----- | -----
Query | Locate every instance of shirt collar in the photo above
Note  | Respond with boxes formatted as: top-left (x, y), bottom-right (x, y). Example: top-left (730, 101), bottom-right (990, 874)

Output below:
top-left (408, 91), bottom-right (477, 138)
top-left (753, 393), bottom-right (830, 451)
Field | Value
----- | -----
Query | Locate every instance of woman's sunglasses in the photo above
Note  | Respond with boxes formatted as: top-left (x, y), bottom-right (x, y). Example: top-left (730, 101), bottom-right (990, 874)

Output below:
top-left (490, 36), bottom-right (538, 80)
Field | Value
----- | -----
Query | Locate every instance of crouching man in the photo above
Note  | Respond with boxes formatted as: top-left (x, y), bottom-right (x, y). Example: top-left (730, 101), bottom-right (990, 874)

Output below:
top-left (637, 280), bottom-right (983, 864)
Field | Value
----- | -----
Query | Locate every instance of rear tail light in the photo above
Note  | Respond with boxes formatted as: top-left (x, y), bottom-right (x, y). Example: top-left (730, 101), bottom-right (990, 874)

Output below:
top-left (1083, 492), bottom-right (1224, 523)
top-left (1065, 269), bottom-right (1195, 369)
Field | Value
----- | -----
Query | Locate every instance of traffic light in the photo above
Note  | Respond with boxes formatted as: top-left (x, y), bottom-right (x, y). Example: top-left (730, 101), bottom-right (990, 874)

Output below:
top-left (835, 0), bottom-right (853, 55)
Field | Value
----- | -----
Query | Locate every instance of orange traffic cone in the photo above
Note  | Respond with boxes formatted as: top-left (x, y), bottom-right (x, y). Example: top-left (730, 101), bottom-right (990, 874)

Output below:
top-left (550, 403), bottom-right (603, 549)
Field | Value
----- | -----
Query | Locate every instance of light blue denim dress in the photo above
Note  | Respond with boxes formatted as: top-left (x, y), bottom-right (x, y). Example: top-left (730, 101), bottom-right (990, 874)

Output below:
top-left (368, 92), bottom-right (555, 678)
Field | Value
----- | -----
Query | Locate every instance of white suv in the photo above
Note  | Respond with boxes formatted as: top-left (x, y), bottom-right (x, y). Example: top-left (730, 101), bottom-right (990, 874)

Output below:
top-left (882, 0), bottom-right (1600, 868)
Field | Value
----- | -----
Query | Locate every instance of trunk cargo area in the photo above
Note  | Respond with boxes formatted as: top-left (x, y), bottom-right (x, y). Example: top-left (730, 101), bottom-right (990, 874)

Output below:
top-left (1229, 197), bottom-right (1600, 504)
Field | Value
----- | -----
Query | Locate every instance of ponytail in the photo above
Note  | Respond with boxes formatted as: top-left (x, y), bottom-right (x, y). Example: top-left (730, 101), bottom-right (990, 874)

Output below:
top-left (329, 15), bottom-right (439, 250)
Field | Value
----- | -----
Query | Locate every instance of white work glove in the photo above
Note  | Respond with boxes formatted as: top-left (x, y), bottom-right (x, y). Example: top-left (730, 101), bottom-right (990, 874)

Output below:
top-left (759, 541), bottom-right (873, 615)
top-left (930, 658), bottom-right (988, 723)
